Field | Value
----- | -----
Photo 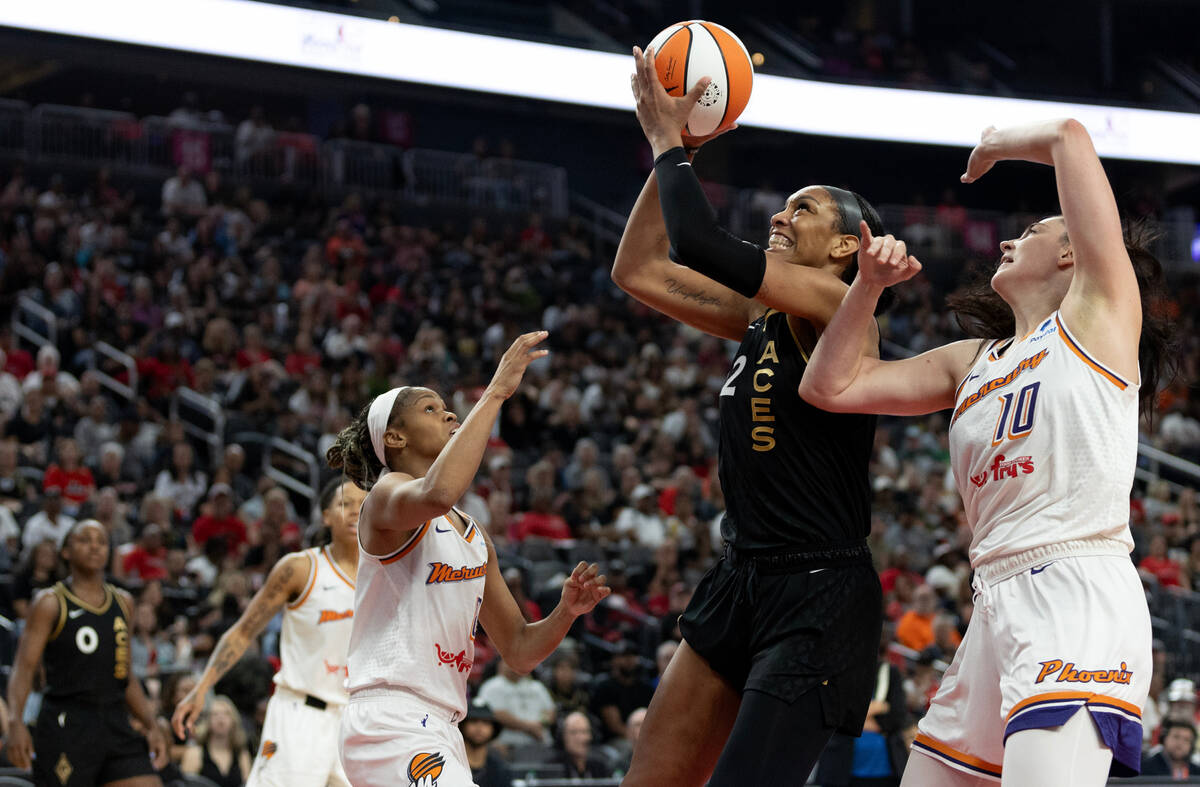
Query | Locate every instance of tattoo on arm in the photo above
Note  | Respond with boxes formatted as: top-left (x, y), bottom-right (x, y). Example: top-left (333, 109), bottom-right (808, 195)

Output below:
top-left (664, 277), bottom-right (721, 307)
top-left (208, 559), bottom-right (295, 680)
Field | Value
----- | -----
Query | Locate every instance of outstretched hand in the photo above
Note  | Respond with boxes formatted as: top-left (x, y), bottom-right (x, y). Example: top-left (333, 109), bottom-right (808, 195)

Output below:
top-left (486, 331), bottom-right (549, 400)
top-left (855, 220), bottom-right (922, 289)
top-left (630, 45), bottom-right (713, 157)
top-left (961, 125), bottom-right (1000, 183)
top-left (560, 561), bottom-right (612, 616)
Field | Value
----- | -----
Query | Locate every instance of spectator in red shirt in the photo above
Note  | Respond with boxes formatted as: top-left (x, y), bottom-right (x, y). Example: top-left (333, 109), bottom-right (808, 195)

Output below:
top-left (235, 324), bottom-right (272, 370)
top-left (1140, 534), bottom-right (1183, 587)
top-left (512, 489), bottom-right (571, 542)
top-left (324, 218), bottom-right (367, 266)
top-left (284, 332), bottom-right (322, 378)
top-left (121, 523), bottom-right (168, 584)
top-left (192, 483), bottom-right (248, 557)
top-left (42, 438), bottom-right (95, 511)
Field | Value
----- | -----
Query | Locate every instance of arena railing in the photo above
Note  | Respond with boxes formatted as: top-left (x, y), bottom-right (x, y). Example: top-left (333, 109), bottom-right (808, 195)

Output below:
top-left (569, 191), bottom-right (625, 259)
top-left (170, 387), bottom-right (226, 463)
top-left (407, 147), bottom-right (569, 217)
top-left (322, 138), bottom-right (410, 196)
top-left (12, 294), bottom-right (55, 351)
top-left (231, 432), bottom-right (320, 518)
top-left (0, 98), bottom-right (28, 153)
top-left (88, 340), bottom-right (138, 404)
top-left (29, 104), bottom-right (146, 171)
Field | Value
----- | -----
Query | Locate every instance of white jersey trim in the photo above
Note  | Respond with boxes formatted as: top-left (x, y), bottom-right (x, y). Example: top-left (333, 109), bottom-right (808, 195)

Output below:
top-left (322, 546), bottom-right (355, 589)
top-left (286, 549), bottom-right (318, 610)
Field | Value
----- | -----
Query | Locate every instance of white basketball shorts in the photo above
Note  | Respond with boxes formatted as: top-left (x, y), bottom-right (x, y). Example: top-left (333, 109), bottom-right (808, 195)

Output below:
top-left (339, 689), bottom-right (475, 787)
top-left (912, 547), bottom-right (1150, 781)
top-left (246, 685), bottom-right (350, 787)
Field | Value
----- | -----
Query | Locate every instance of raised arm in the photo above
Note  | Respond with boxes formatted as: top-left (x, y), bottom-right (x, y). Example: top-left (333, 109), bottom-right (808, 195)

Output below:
top-left (962, 120), bottom-right (1139, 378)
top-left (478, 533), bottom-right (610, 675)
top-left (611, 170), bottom-right (757, 342)
top-left (6, 589), bottom-right (60, 770)
top-left (171, 551), bottom-right (311, 737)
top-left (800, 222), bottom-right (983, 415)
top-left (362, 332), bottom-right (547, 539)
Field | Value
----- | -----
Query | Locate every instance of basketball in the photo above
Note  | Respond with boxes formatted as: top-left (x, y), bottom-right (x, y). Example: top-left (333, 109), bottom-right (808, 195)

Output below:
top-left (646, 20), bottom-right (754, 142)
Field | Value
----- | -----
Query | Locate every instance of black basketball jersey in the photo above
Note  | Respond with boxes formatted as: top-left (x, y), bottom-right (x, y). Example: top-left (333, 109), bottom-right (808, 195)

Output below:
top-left (717, 309), bottom-right (876, 550)
top-left (43, 582), bottom-right (132, 704)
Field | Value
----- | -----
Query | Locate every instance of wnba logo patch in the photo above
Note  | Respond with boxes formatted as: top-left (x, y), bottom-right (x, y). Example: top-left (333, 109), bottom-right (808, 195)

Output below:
top-left (407, 751), bottom-right (445, 786)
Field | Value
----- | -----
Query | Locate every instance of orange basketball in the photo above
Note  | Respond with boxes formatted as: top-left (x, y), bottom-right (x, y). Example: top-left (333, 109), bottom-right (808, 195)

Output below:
top-left (647, 20), bottom-right (754, 143)
top-left (407, 751), bottom-right (445, 782)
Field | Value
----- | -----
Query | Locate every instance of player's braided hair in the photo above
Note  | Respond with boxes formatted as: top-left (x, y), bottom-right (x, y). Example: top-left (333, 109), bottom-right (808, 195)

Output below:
top-left (946, 219), bottom-right (1177, 418)
top-left (326, 388), bottom-right (423, 490)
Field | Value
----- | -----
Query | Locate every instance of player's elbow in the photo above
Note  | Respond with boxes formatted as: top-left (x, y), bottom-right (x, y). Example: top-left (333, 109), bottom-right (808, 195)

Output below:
top-left (1056, 118), bottom-right (1091, 149)
top-left (797, 378), bottom-right (844, 412)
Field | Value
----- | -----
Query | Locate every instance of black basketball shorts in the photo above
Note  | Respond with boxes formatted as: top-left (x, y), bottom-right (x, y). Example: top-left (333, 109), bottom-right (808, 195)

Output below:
top-left (34, 698), bottom-right (157, 786)
top-left (679, 542), bottom-right (884, 735)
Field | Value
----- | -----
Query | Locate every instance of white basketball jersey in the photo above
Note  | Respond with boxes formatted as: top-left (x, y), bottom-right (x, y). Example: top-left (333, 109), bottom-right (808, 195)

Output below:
top-left (275, 546), bottom-right (357, 706)
top-left (949, 311), bottom-right (1138, 566)
top-left (346, 509), bottom-right (488, 719)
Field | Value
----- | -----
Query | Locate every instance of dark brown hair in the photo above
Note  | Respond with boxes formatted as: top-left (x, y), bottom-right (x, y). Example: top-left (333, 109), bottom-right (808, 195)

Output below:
top-left (946, 221), bottom-right (1177, 416)
top-left (326, 388), bottom-right (424, 490)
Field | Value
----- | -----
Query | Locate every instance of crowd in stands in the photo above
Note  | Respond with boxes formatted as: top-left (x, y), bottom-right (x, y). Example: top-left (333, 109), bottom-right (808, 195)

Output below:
top-left (0, 136), bottom-right (1197, 784)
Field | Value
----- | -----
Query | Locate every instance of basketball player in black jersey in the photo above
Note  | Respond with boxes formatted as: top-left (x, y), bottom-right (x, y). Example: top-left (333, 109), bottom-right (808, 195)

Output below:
top-left (613, 47), bottom-right (885, 786)
top-left (6, 520), bottom-right (166, 786)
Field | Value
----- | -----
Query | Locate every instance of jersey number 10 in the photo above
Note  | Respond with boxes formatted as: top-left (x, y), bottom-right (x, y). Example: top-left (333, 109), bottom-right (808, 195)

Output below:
top-left (992, 382), bottom-right (1040, 446)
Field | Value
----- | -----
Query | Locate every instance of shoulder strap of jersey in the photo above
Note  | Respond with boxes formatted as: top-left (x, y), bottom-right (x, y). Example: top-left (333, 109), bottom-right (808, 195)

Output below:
top-left (48, 582), bottom-right (68, 641)
top-left (286, 548), bottom-right (319, 610)
top-left (111, 584), bottom-right (133, 623)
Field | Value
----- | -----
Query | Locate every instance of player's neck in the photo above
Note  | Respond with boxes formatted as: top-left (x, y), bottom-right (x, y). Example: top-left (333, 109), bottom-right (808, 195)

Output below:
top-left (328, 538), bottom-right (358, 578)
top-left (66, 572), bottom-right (105, 599)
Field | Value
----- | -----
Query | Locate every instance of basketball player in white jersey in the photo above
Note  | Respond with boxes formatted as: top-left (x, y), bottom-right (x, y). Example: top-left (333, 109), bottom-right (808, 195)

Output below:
top-left (171, 478), bottom-right (367, 787)
top-left (325, 331), bottom-right (611, 787)
top-left (799, 118), bottom-right (1175, 786)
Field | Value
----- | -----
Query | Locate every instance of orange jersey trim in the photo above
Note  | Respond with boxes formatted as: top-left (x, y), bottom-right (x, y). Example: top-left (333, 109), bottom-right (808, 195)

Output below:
top-left (912, 733), bottom-right (1002, 778)
top-left (463, 523), bottom-right (477, 543)
top-left (1086, 694), bottom-right (1142, 717)
top-left (1054, 315), bottom-right (1129, 390)
top-left (323, 546), bottom-right (355, 589)
top-left (379, 521), bottom-right (430, 564)
top-left (287, 550), bottom-right (318, 610)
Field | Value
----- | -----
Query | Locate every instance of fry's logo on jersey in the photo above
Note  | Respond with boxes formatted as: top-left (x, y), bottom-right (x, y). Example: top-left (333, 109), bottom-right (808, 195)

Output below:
top-left (408, 751), bottom-right (445, 786)
top-left (317, 609), bottom-right (353, 624)
top-left (426, 561), bottom-right (487, 584)
top-left (1035, 659), bottom-right (1133, 685)
top-left (434, 643), bottom-right (472, 673)
top-left (970, 454), bottom-right (1035, 488)
top-left (953, 349), bottom-right (1049, 424)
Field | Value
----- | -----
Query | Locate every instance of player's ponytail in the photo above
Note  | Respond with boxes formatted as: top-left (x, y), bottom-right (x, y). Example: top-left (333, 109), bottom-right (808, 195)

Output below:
top-left (326, 402), bottom-right (382, 491)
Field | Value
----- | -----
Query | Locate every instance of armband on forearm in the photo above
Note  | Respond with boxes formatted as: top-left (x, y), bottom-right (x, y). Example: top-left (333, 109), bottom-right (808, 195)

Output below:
top-left (653, 147), bottom-right (766, 298)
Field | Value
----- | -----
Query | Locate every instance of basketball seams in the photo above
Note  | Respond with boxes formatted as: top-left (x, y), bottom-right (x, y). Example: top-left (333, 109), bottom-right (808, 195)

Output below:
top-left (703, 22), bottom-right (733, 133)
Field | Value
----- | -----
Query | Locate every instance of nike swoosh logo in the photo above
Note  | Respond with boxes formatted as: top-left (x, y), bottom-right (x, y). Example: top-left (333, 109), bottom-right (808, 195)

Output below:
top-left (322, 585), bottom-right (338, 591)
top-left (809, 568), bottom-right (827, 574)
top-left (68, 609), bottom-right (85, 619)
top-left (676, 162), bottom-right (692, 168)
top-left (1031, 563), bottom-right (1054, 575)
top-left (967, 374), bottom-right (980, 382)
top-left (435, 525), bottom-right (453, 534)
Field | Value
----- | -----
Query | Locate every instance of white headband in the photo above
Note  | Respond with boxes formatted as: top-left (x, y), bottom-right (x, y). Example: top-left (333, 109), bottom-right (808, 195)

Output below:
top-left (368, 387), bottom-right (404, 470)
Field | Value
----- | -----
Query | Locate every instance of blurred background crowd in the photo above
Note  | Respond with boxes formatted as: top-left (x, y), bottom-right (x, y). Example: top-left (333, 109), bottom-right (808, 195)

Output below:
top-left (0, 0), bottom-right (1198, 784)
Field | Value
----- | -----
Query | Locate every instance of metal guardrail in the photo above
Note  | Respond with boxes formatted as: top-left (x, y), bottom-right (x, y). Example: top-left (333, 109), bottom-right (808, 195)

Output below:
top-left (12, 294), bottom-right (55, 351)
top-left (1138, 443), bottom-right (1200, 488)
top-left (11, 104), bottom-right (572, 217)
top-left (569, 191), bottom-right (625, 259)
top-left (0, 98), bottom-right (28, 153)
top-left (171, 387), bottom-right (226, 461)
top-left (409, 147), bottom-right (568, 216)
top-left (263, 436), bottom-right (319, 516)
top-left (88, 341), bottom-right (138, 403)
